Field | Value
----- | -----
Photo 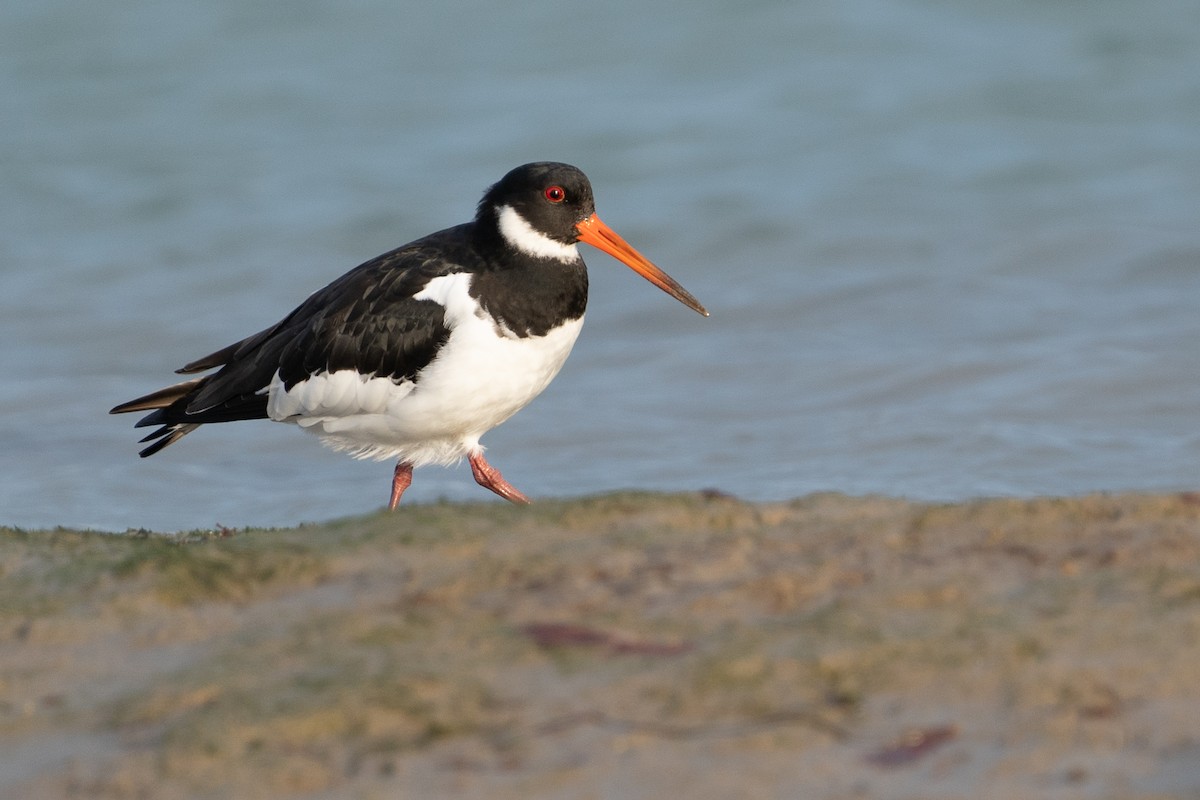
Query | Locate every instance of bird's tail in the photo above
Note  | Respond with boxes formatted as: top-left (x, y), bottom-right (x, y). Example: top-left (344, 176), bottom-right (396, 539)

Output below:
top-left (110, 378), bottom-right (206, 457)
top-left (110, 377), bottom-right (204, 415)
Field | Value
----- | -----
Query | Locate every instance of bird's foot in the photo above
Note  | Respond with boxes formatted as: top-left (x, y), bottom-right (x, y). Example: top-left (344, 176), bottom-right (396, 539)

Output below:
top-left (388, 461), bottom-right (414, 510)
top-left (468, 452), bottom-right (532, 505)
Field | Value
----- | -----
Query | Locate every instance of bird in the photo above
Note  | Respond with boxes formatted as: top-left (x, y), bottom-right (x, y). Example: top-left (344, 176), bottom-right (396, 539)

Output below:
top-left (111, 162), bottom-right (708, 509)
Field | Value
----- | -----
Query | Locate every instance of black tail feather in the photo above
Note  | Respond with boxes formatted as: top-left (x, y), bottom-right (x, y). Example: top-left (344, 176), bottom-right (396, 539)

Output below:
top-left (137, 424), bottom-right (200, 457)
top-left (110, 378), bottom-right (204, 416)
top-left (137, 424), bottom-right (176, 444)
top-left (114, 374), bottom-right (269, 457)
top-left (133, 408), bottom-right (168, 429)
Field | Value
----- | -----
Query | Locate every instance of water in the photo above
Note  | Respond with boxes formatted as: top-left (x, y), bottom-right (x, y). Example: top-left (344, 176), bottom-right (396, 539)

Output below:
top-left (3, 0), bottom-right (1198, 532)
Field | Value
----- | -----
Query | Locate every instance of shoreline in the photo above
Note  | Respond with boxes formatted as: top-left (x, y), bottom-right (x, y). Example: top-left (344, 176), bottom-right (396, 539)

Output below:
top-left (3, 491), bottom-right (1199, 798)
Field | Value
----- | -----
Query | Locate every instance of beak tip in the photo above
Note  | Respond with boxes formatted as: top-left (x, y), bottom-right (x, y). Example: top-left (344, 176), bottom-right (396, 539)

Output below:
top-left (578, 213), bottom-right (710, 319)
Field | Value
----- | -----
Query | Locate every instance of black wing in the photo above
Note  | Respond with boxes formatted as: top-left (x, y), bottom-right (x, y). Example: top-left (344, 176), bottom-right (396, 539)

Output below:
top-left (111, 224), bottom-right (471, 455)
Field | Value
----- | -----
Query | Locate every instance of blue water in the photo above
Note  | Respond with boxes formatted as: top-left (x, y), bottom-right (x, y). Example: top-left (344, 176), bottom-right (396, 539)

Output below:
top-left (3, 0), bottom-right (1198, 531)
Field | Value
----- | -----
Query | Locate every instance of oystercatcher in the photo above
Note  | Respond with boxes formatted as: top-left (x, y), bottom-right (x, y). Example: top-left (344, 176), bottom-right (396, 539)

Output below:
top-left (111, 162), bottom-right (708, 509)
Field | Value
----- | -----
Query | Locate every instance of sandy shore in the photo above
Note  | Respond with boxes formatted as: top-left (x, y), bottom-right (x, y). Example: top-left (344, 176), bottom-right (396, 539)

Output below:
top-left (2, 491), bottom-right (1199, 799)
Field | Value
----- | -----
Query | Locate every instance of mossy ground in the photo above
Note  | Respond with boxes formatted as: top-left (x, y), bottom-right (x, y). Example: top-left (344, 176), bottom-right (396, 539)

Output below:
top-left (2, 492), bottom-right (1199, 798)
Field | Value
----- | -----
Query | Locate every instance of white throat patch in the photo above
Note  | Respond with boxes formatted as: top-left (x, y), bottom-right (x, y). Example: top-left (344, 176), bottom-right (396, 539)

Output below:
top-left (496, 205), bottom-right (579, 263)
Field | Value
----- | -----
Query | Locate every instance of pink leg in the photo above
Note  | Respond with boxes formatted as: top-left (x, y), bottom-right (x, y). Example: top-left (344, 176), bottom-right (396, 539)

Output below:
top-left (468, 451), bottom-right (532, 505)
top-left (388, 461), bottom-right (413, 510)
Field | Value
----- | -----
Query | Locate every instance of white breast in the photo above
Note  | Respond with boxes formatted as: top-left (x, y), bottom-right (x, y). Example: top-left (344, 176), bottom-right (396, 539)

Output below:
top-left (265, 272), bottom-right (584, 466)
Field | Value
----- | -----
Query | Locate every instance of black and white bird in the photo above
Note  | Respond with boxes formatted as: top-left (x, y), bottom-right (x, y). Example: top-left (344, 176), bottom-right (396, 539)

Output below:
top-left (111, 162), bottom-right (708, 509)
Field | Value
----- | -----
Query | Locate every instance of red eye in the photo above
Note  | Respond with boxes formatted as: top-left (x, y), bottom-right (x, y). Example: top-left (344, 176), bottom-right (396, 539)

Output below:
top-left (544, 185), bottom-right (566, 203)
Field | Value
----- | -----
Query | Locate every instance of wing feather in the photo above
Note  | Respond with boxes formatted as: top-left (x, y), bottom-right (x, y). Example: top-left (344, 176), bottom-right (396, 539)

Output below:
top-left (111, 225), bottom-right (470, 455)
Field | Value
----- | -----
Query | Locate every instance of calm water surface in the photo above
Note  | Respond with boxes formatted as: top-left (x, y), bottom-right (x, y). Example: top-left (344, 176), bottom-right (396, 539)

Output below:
top-left (3, 0), bottom-right (1198, 531)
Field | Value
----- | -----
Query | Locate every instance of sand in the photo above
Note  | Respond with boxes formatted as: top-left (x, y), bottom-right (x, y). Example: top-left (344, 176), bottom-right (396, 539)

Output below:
top-left (2, 491), bottom-right (1199, 799)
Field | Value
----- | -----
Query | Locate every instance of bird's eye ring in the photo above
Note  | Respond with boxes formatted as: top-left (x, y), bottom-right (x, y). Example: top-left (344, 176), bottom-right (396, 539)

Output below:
top-left (544, 185), bottom-right (566, 203)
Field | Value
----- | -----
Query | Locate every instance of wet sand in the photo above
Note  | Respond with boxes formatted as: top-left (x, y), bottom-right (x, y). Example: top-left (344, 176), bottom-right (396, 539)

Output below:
top-left (2, 491), bottom-right (1199, 799)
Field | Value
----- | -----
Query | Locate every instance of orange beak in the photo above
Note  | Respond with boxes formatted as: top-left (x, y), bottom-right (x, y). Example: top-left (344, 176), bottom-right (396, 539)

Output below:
top-left (575, 214), bottom-right (709, 317)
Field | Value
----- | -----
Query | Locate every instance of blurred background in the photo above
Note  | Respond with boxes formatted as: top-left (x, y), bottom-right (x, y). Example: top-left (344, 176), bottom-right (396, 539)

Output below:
top-left (2, 0), bottom-right (1198, 532)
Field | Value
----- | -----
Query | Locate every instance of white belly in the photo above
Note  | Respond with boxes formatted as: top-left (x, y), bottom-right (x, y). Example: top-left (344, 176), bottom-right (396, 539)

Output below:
top-left (264, 273), bottom-right (584, 466)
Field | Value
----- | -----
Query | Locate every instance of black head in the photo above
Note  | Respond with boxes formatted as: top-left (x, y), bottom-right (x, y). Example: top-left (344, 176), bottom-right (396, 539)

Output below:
top-left (477, 162), bottom-right (710, 316)
top-left (478, 162), bottom-right (597, 246)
